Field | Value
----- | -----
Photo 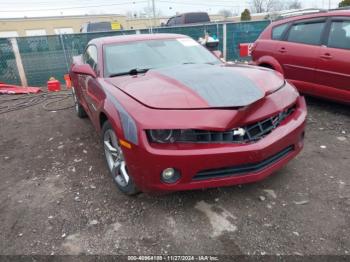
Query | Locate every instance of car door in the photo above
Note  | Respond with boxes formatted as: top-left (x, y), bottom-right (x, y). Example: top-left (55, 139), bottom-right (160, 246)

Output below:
top-left (313, 17), bottom-right (350, 103)
top-left (82, 45), bottom-right (99, 116)
top-left (275, 18), bottom-right (327, 94)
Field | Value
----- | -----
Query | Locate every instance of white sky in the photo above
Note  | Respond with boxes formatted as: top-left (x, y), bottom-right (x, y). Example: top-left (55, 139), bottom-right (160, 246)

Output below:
top-left (0, 0), bottom-right (342, 18)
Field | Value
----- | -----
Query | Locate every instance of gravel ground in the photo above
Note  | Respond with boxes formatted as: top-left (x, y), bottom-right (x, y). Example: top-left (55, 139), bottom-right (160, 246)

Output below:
top-left (0, 95), bottom-right (349, 256)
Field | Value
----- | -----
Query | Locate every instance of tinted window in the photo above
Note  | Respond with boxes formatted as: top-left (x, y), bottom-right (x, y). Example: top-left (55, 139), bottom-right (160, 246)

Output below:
top-left (87, 22), bottom-right (112, 32)
top-left (328, 20), bottom-right (350, 50)
top-left (272, 23), bottom-right (289, 40)
top-left (184, 13), bottom-right (210, 24)
top-left (167, 17), bottom-right (175, 26)
top-left (287, 21), bottom-right (325, 45)
top-left (175, 16), bottom-right (182, 25)
top-left (84, 45), bottom-right (98, 71)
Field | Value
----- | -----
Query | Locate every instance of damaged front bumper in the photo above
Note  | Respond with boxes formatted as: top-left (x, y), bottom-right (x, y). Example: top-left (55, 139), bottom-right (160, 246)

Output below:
top-left (123, 96), bottom-right (307, 193)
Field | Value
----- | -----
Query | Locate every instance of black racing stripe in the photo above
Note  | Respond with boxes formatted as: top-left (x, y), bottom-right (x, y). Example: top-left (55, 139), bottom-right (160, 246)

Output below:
top-left (153, 64), bottom-right (264, 107)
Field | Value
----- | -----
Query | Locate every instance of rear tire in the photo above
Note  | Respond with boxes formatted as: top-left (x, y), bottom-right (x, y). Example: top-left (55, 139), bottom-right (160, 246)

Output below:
top-left (101, 121), bottom-right (140, 196)
top-left (72, 87), bottom-right (87, 118)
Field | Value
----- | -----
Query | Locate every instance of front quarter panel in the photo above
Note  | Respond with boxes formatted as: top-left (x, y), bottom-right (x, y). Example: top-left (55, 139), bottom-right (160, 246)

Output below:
top-left (99, 79), bottom-right (139, 145)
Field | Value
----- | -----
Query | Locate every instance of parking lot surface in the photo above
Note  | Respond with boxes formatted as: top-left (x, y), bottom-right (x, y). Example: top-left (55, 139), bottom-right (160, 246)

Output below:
top-left (0, 96), bottom-right (349, 255)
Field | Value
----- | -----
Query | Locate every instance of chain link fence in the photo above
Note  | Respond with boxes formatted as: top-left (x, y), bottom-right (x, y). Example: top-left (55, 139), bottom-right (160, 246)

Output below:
top-left (0, 38), bottom-right (21, 85)
top-left (0, 20), bottom-right (270, 87)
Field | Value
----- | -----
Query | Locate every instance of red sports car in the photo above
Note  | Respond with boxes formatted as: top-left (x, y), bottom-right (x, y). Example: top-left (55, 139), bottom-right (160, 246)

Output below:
top-left (70, 34), bottom-right (306, 195)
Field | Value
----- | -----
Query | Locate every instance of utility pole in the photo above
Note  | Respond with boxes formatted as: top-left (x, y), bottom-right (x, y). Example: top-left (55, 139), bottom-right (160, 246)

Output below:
top-left (152, 0), bottom-right (156, 20)
top-left (328, 0), bottom-right (331, 9)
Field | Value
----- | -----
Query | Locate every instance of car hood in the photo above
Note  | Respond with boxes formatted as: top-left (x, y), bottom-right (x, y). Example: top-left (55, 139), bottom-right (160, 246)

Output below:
top-left (105, 64), bottom-right (285, 109)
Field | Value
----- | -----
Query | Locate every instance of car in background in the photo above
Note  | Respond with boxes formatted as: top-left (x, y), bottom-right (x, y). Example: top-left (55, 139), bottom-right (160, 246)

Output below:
top-left (80, 21), bottom-right (123, 33)
top-left (251, 9), bottom-right (350, 104)
top-left (166, 12), bottom-right (210, 26)
top-left (69, 34), bottom-right (306, 195)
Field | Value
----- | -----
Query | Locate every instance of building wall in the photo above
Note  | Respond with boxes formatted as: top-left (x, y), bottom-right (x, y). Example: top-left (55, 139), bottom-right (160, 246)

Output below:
top-left (126, 18), bottom-right (161, 30)
top-left (0, 13), bottom-right (263, 37)
top-left (0, 15), bottom-right (127, 36)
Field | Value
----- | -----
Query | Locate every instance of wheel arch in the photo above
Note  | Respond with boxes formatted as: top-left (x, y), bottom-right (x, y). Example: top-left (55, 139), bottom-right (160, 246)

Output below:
top-left (98, 103), bottom-right (123, 140)
top-left (98, 97), bottom-right (138, 146)
top-left (256, 55), bottom-right (284, 75)
top-left (99, 111), bottom-right (109, 130)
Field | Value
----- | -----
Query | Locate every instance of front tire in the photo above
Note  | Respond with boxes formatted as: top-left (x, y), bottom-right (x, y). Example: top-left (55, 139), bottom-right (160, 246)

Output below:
top-left (71, 87), bottom-right (87, 118)
top-left (102, 121), bottom-right (139, 195)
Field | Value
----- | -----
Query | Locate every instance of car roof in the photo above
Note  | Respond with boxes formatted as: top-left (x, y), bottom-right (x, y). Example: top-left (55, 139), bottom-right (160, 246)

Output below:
top-left (169, 12), bottom-right (208, 18)
top-left (89, 33), bottom-right (188, 46)
top-left (272, 10), bottom-right (350, 26)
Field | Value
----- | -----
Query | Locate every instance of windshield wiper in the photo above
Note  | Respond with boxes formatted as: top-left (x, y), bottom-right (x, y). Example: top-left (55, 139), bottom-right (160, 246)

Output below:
top-left (182, 62), bottom-right (215, 65)
top-left (109, 68), bottom-right (151, 77)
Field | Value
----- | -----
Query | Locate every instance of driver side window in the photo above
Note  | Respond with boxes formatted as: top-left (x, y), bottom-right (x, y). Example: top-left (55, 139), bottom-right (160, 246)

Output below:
top-left (84, 45), bottom-right (98, 72)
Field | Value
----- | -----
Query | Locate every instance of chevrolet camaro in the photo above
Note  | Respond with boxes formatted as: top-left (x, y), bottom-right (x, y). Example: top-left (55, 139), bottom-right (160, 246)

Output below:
top-left (69, 34), bottom-right (307, 195)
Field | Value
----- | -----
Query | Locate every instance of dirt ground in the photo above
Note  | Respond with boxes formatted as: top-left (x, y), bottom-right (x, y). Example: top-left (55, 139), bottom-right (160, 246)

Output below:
top-left (0, 94), bottom-right (349, 256)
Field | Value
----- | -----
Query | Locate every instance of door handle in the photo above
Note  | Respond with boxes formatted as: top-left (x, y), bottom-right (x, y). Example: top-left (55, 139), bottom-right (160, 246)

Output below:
top-left (320, 53), bottom-right (332, 59)
top-left (278, 47), bottom-right (287, 53)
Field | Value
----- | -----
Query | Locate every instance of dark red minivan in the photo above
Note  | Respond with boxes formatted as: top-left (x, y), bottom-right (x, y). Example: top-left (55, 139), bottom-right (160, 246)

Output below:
top-left (251, 9), bottom-right (350, 104)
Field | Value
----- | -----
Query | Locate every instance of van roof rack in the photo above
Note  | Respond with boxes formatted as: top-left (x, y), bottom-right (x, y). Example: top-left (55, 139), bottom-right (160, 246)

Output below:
top-left (330, 6), bottom-right (350, 11)
top-left (274, 8), bottom-right (327, 20)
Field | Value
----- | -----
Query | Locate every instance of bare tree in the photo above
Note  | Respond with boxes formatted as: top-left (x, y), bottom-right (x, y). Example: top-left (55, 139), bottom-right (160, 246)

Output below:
top-left (139, 6), bottom-right (163, 18)
top-left (250, 0), bottom-right (288, 13)
top-left (218, 9), bottom-right (233, 18)
top-left (250, 0), bottom-right (265, 13)
top-left (271, 0), bottom-right (286, 11)
top-left (288, 0), bottom-right (302, 9)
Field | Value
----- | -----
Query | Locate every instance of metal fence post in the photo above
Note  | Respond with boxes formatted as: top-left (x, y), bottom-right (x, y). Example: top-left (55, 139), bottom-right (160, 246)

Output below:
top-left (223, 23), bottom-right (227, 61)
top-left (59, 34), bottom-right (70, 72)
top-left (9, 37), bottom-right (28, 87)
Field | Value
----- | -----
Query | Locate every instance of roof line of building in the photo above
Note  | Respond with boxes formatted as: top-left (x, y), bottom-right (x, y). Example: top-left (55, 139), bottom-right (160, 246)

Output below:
top-left (0, 14), bottom-right (124, 21)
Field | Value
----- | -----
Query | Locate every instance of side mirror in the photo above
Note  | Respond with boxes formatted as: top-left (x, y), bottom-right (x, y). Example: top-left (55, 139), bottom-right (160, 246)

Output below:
top-left (212, 50), bottom-right (223, 59)
top-left (72, 64), bottom-right (97, 78)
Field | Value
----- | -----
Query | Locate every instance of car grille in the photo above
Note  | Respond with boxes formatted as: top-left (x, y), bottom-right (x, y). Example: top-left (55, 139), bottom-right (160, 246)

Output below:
top-left (176, 105), bottom-right (296, 144)
top-left (193, 145), bottom-right (294, 181)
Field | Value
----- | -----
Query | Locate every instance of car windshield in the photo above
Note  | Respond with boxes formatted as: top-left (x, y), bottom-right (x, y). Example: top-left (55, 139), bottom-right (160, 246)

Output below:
top-left (104, 38), bottom-right (221, 77)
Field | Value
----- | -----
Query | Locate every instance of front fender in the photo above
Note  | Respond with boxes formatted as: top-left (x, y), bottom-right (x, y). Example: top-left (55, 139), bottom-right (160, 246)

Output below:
top-left (101, 93), bottom-right (138, 146)
top-left (101, 100), bottom-right (123, 139)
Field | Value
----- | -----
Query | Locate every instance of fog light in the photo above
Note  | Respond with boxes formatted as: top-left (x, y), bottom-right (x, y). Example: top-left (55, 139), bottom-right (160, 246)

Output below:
top-left (161, 168), bottom-right (180, 184)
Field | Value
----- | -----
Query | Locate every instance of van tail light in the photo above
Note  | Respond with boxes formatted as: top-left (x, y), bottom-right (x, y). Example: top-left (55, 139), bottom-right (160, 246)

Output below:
top-left (250, 42), bottom-right (258, 56)
top-left (239, 43), bottom-right (254, 57)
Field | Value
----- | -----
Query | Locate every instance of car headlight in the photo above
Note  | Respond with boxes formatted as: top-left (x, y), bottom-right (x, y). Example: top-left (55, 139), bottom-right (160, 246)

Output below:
top-left (148, 129), bottom-right (176, 143)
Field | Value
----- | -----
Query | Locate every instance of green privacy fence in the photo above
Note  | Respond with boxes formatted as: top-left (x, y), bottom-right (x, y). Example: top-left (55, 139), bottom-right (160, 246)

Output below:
top-left (0, 20), bottom-right (270, 87)
top-left (227, 20), bottom-right (270, 61)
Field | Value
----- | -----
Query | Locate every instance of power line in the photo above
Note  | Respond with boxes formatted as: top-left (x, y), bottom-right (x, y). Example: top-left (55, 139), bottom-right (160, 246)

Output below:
top-left (0, 0), bottom-right (143, 5)
top-left (0, 0), bottom-right (242, 7)
top-left (0, 1), bottom-right (148, 12)
top-left (159, 0), bottom-right (241, 8)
